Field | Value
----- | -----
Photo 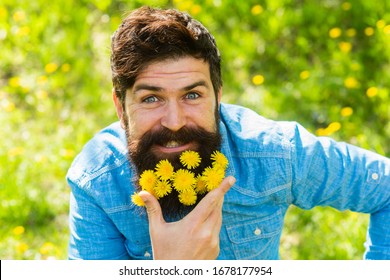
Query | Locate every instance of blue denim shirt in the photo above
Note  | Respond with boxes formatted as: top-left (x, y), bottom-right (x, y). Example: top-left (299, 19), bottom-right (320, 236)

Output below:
top-left (67, 103), bottom-right (390, 260)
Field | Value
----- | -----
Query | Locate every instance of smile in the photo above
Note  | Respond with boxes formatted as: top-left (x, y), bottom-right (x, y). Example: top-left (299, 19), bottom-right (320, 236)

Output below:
top-left (165, 141), bottom-right (182, 148)
top-left (153, 141), bottom-right (197, 154)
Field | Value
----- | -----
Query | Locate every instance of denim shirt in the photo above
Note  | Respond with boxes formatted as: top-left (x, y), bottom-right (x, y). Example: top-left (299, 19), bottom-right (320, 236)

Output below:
top-left (67, 103), bottom-right (390, 260)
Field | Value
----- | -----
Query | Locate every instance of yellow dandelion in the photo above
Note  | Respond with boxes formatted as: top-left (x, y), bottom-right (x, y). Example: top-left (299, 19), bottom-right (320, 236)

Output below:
top-left (327, 122), bottom-right (342, 134)
top-left (9, 76), bottom-right (20, 88)
top-left (339, 41), bottom-right (352, 53)
top-left (45, 63), bottom-right (58, 74)
top-left (172, 169), bottom-right (196, 192)
top-left (0, 7), bottom-right (8, 19)
top-left (316, 128), bottom-right (329, 137)
top-left (376, 20), bottom-right (385, 29)
top-left (366, 87), bottom-right (378, 98)
top-left (251, 5), bottom-right (264, 16)
top-left (340, 107), bottom-right (353, 117)
top-left (191, 5), bottom-right (201, 15)
top-left (16, 26), bottom-right (30, 37)
top-left (13, 11), bottom-right (25, 22)
top-left (202, 166), bottom-right (225, 192)
top-left (61, 63), bottom-right (71, 72)
top-left (180, 150), bottom-right (201, 169)
top-left (299, 70), bottom-right (310, 80)
top-left (16, 242), bottom-right (29, 254)
top-left (364, 27), bottom-right (375, 36)
top-left (39, 242), bottom-right (55, 255)
top-left (131, 192), bottom-right (145, 207)
top-left (195, 175), bottom-right (208, 194)
top-left (344, 77), bottom-right (360, 89)
top-left (178, 189), bottom-right (197, 206)
top-left (384, 25), bottom-right (390, 35)
top-left (13, 226), bottom-right (25, 235)
top-left (61, 149), bottom-right (75, 159)
top-left (155, 159), bottom-right (174, 180)
top-left (329, 27), bottom-right (342, 38)
top-left (154, 180), bottom-right (172, 198)
top-left (139, 170), bottom-right (157, 194)
top-left (252, 74), bottom-right (264, 85)
top-left (211, 151), bottom-right (229, 169)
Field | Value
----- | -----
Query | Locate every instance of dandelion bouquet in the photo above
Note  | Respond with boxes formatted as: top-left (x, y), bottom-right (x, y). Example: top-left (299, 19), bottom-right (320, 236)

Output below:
top-left (131, 150), bottom-right (228, 207)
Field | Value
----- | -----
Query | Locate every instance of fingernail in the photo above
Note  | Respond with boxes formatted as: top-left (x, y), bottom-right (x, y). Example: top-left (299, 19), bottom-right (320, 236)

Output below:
top-left (139, 191), bottom-right (149, 202)
top-left (228, 176), bottom-right (236, 186)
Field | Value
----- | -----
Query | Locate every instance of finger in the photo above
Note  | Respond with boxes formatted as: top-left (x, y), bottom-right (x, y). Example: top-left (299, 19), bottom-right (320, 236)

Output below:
top-left (204, 200), bottom-right (223, 235)
top-left (204, 195), bottom-right (224, 230)
top-left (188, 176), bottom-right (235, 223)
top-left (139, 191), bottom-right (165, 226)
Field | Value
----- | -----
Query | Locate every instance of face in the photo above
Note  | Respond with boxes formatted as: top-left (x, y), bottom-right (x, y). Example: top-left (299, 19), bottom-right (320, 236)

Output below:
top-left (115, 56), bottom-right (221, 154)
top-left (113, 56), bottom-right (222, 220)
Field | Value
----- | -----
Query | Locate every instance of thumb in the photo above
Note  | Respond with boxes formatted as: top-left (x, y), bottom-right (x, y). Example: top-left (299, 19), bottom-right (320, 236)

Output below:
top-left (139, 191), bottom-right (165, 226)
top-left (188, 176), bottom-right (235, 222)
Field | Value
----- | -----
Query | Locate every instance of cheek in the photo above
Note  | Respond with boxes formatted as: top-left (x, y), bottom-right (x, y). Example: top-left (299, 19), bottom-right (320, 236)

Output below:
top-left (191, 108), bottom-right (218, 132)
top-left (127, 110), bottom-right (159, 139)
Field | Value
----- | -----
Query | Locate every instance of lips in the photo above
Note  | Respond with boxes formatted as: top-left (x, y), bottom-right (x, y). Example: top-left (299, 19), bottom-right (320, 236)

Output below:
top-left (153, 140), bottom-right (196, 155)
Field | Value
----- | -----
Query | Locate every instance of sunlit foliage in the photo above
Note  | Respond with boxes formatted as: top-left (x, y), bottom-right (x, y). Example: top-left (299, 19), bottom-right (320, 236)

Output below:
top-left (2, 0), bottom-right (389, 259)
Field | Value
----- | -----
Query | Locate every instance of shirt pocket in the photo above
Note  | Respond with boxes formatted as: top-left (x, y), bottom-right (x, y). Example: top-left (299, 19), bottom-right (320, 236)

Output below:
top-left (225, 210), bottom-right (282, 259)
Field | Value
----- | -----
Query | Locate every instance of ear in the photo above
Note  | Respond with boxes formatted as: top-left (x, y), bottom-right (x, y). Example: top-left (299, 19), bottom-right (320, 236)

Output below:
top-left (112, 88), bottom-right (126, 130)
top-left (217, 87), bottom-right (222, 105)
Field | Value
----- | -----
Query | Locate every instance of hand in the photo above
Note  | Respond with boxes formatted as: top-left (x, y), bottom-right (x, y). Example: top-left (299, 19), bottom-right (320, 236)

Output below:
top-left (139, 176), bottom-right (236, 260)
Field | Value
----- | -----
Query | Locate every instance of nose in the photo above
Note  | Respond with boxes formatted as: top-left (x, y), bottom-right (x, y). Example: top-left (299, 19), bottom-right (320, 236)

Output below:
top-left (161, 101), bottom-right (187, 132)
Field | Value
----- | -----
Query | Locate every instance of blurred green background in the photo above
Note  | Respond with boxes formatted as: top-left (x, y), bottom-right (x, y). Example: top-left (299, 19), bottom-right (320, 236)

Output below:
top-left (1, 0), bottom-right (389, 259)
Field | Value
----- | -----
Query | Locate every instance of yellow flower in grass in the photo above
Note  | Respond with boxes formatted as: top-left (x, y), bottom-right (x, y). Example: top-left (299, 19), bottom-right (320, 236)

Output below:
top-left (139, 170), bottom-right (157, 195)
top-left (211, 151), bottom-right (228, 169)
top-left (178, 188), bottom-right (197, 206)
top-left (13, 226), bottom-right (25, 235)
top-left (180, 150), bottom-right (201, 169)
top-left (40, 242), bottom-right (55, 255)
top-left (202, 166), bottom-right (225, 191)
top-left (154, 180), bottom-right (172, 198)
top-left (131, 192), bottom-right (145, 207)
top-left (172, 169), bottom-right (196, 192)
top-left (16, 242), bottom-right (29, 254)
top-left (195, 175), bottom-right (208, 194)
top-left (340, 107), bottom-right (353, 117)
top-left (155, 159), bottom-right (174, 180)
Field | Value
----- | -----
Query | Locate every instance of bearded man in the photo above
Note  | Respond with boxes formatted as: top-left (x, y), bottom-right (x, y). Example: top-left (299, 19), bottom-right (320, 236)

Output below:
top-left (67, 6), bottom-right (390, 260)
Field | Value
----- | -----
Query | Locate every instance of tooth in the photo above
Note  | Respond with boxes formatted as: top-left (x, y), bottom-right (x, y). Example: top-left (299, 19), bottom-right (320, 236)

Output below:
top-left (165, 141), bottom-right (180, 148)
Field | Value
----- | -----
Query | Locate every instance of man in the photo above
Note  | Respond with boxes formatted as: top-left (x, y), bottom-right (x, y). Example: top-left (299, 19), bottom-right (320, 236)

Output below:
top-left (67, 6), bottom-right (390, 260)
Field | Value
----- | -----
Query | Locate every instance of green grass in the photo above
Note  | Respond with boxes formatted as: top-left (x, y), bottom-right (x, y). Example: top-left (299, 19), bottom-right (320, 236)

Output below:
top-left (0, 0), bottom-right (387, 259)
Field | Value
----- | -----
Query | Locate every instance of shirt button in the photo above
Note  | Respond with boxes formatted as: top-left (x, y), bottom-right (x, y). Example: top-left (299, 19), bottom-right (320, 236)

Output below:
top-left (144, 251), bottom-right (151, 257)
top-left (254, 228), bottom-right (261, 236)
top-left (371, 173), bottom-right (379, 180)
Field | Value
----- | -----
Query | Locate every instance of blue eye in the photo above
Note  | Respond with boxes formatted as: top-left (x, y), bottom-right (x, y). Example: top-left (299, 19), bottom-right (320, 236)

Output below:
top-left (186, 92), bottom-right (200, 99)
top-left (143, 96), bottom-right (158, 103)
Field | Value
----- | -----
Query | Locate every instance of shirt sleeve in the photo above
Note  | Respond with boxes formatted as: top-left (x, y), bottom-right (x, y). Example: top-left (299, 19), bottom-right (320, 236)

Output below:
top-left (286, 122), bottom-right (390, 259)
top-left (68, 179), bottom-right (130, 260)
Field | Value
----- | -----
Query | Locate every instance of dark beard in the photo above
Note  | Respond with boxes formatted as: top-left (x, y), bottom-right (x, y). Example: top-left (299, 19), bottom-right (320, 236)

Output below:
top-left (127, 125), bottom-right (222, 221)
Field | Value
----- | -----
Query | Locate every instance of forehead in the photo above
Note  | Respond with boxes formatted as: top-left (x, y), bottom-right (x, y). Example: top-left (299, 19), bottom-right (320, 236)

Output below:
top-left (134, 57), bottom-right (211, 87)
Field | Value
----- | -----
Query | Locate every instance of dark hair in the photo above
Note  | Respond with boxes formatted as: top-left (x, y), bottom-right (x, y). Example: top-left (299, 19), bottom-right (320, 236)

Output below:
top-left (110, 6), bottom-right (222, 105)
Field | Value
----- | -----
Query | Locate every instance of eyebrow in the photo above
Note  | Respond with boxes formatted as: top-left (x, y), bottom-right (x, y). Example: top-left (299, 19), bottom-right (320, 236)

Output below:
top-left (133, 80), bottom-right (210, 94)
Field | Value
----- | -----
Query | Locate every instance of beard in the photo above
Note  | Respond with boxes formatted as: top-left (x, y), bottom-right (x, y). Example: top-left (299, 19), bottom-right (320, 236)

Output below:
top-left (126, 121), bottom-right (222, 221)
